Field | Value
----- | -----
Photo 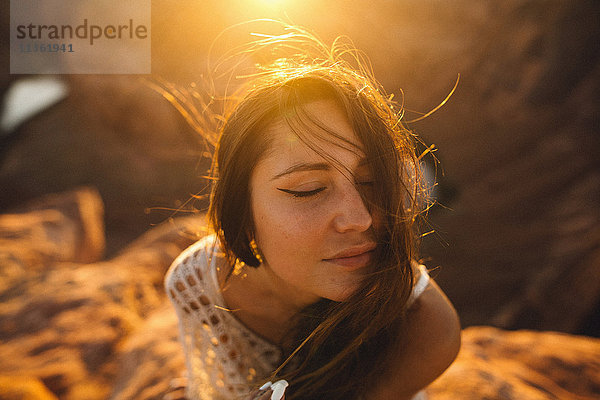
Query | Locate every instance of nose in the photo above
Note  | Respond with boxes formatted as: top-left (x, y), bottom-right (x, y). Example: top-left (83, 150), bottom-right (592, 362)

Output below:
top-left (331, 184), bottom-right (373, 233)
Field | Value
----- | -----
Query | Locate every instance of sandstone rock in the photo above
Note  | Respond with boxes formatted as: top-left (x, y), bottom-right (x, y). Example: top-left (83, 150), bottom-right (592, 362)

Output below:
top-left (0, 375), bottom-right (59, 400)
top-left (0, 210), bottom-right (206, 400)
top-left (427, 326), bottom-right (600, 400)
top-left (108, 311), bottom-right (600, 400)
top-left (0, 187), bottom-right (104, 295)
top-left (0, 186), bottom-right (105, 264)
top-left (0, 189), bottom-right (598, 399)
top-left (410, 0), bottom-right (600, 334)
top-left (109, 305), bottom-right (186, 400)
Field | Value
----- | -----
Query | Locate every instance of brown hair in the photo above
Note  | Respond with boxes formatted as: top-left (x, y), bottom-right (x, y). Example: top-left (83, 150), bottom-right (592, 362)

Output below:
top-left (171, 23), bottom-right (426, 400)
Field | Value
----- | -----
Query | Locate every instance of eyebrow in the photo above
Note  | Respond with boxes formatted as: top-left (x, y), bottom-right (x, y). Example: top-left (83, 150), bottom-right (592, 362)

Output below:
top-left (270, 162), bottom-right (331, 181)
top-left (270, 158), bottom-right (370, 181)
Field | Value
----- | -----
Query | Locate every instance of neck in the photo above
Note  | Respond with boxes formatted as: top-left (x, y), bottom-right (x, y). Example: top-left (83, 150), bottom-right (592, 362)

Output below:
top-left (219, 262), bottom-right (319, 344)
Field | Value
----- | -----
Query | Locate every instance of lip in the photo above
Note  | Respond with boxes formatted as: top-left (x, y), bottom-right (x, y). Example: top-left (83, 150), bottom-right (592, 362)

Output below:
top-left (323, 243), bottom-right (377, 270)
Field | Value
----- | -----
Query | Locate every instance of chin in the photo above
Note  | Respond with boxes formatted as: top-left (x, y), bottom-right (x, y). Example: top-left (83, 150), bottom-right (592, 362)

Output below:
top-left (321, 284), bottom-right (359, 303)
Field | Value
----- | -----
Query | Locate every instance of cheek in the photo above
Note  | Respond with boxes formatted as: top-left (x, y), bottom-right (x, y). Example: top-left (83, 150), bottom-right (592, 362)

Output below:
top-left (251, 195), bottom-right (327, 260)
top-left (254, 204), bottom-right (315, 248)
top-left (371, 209), bottom-right (385, 236)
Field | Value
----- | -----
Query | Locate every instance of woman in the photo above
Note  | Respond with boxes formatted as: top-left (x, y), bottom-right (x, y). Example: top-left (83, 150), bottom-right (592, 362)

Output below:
top-left (165, 24), bottom-right (460, 400)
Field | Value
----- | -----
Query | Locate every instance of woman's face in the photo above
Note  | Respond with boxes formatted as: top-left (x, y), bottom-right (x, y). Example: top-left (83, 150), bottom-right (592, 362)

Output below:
top-left (250, 99), bottom-right (377, 305)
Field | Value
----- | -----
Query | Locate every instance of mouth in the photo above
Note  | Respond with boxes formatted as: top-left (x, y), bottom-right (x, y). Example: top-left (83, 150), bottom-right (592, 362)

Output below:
top-left (323, 243), bottom-right (377, 270)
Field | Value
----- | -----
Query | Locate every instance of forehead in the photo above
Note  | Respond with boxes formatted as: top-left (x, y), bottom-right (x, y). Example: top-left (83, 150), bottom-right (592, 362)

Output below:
top-left (261, 99), bottom-right (364, 165)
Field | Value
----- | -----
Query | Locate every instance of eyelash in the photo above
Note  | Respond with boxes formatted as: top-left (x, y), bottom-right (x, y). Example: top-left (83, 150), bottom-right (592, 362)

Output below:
top-left (277, 180), bottom-right (373, 198)
top-left (277, 187), bottom-right (326, 198)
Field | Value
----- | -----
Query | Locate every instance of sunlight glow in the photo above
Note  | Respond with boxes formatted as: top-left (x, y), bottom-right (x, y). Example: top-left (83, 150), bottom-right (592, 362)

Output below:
top-left (255, 0), bottom-right (287, 5)
top-left (249, 0), bottom-right (293, 13)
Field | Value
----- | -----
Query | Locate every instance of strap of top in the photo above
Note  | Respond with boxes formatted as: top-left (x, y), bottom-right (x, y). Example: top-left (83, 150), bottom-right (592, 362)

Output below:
top-left (409, 262), bottom-right (430, 306)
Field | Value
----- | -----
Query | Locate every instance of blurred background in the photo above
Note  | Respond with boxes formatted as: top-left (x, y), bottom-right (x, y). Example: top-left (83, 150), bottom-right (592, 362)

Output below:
top-left (1, 0), bottom-right (599, 339)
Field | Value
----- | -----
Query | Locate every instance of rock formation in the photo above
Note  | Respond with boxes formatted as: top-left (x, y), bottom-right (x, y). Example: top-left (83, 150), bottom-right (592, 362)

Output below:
top-left (0, 188), bottom-right (598, 399)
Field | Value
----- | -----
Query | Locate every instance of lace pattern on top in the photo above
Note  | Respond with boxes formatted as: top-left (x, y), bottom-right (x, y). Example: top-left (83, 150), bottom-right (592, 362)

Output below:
top-left (165, 234), bottom-right (430, 400)
top-left (165, 235), bottom-right (282, 399)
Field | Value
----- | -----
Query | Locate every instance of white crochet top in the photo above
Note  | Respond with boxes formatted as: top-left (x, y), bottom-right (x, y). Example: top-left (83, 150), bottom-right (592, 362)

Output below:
top-left (165, 234), bottom-right (430, 400)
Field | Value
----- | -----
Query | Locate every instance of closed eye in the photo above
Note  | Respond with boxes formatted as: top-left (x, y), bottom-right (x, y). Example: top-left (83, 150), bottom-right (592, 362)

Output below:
top-left (277, 187), bottom-right (326, 198)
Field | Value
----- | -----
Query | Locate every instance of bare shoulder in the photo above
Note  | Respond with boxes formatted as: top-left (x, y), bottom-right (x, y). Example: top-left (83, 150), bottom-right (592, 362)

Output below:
top-left (367, 277), bottom-right (461, 400)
